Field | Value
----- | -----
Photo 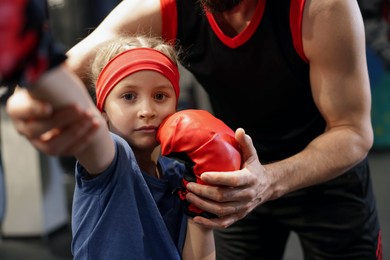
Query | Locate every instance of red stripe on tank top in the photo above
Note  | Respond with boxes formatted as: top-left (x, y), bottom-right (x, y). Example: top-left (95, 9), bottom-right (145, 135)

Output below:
top-left (290, 0), bottom-right (308, 63)
top-left (160, 0), bottom-right (178, 43)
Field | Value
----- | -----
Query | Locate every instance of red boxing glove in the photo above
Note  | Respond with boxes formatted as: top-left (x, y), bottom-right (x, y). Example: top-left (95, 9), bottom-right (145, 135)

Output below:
top-left (156, 109), bottom-right (241, 218)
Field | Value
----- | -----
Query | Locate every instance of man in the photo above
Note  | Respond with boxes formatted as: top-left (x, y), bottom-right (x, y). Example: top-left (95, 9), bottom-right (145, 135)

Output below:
top-left (6, 0), bottom-right (382, 259)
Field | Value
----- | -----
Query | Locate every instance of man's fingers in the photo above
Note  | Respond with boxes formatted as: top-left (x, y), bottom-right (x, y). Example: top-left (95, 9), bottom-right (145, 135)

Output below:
top-left (186, 192), bottom-right (238, 215)
top-left (192, 215), bottom-right (238, 230)
top-left (186, 183), bottom-right (253, 210)
top-left (235, 128), bottom-right (258, 165)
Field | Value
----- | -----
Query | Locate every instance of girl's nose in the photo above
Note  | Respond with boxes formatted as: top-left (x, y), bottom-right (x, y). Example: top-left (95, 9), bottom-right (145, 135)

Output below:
top-left (137, 100), bottom-right (156, 119)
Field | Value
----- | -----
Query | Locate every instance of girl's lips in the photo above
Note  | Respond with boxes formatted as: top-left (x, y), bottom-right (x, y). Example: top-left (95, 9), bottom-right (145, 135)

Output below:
top-left (135, 126), bottom-right (158, 133)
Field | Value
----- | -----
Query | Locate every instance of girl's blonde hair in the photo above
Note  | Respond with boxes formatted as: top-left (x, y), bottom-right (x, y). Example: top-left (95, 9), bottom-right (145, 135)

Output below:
top-left (88, 35), bottom-right (180, 100)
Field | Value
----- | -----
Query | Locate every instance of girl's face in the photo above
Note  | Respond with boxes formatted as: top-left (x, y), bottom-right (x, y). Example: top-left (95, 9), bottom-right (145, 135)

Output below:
top-left (102, 70), bottom-right (177, 152)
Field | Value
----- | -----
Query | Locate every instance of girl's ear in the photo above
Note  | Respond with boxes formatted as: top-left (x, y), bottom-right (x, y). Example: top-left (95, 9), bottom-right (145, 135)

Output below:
top-left (101, 110), bottom-right (109, 125)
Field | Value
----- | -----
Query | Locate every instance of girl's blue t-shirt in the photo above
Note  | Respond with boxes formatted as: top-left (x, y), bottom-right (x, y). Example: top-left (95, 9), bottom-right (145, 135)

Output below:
top-left (71, 133), bottom-right (187, 260)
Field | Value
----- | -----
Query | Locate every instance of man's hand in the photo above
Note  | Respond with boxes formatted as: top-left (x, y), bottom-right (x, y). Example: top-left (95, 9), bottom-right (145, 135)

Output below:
top-left (157, 109), bottom-right (241, 218)
top-left (185, 128), bottom-right (273, 229)
top-left (6, 88), bottom-right (99, 156)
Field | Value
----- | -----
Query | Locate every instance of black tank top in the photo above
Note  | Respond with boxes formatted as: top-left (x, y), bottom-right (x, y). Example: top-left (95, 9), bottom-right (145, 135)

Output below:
top-left (161, 0), bottom-right (326, 163)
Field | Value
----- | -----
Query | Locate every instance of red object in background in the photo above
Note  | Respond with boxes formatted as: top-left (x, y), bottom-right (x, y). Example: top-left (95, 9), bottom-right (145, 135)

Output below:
top-left (0, 0), bottom-right (42, 82)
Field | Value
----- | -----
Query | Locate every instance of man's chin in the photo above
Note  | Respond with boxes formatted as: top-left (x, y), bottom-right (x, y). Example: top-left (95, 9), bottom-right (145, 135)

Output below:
top-left (200, 0), bottom-right (243, 13)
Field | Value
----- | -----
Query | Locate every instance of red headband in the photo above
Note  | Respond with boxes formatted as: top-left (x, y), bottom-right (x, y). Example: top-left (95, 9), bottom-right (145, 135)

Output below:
top-left (96, 48), bottom-right (180, 111)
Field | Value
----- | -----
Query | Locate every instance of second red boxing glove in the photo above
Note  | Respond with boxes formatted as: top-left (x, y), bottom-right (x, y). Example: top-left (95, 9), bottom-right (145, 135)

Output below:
top-left (156, 109), bottom-right (241, 218)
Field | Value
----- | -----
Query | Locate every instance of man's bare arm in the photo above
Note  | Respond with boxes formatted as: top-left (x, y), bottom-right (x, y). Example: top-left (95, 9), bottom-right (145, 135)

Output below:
top-left (66, 0), bottom-right (163, 84)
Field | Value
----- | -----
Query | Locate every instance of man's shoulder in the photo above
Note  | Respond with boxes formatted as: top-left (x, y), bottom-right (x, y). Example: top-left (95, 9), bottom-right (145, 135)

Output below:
top-left (304, 0), bottom-right (353, 17)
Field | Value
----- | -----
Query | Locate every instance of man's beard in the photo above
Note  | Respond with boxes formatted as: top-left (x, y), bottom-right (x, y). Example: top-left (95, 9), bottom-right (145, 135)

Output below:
top-left (199, 0), bottom-right (243, 13)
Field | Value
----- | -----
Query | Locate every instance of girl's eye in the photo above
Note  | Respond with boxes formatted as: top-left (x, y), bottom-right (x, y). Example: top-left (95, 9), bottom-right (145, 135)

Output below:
top-left (123, 93), bottom-right (136, 101)
top-left (154, 93), bottom-right (168, 101)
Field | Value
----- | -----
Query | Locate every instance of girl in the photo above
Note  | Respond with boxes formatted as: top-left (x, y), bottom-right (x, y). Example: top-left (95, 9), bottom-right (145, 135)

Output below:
top-left (70, 36), bottom-right (215, 259)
